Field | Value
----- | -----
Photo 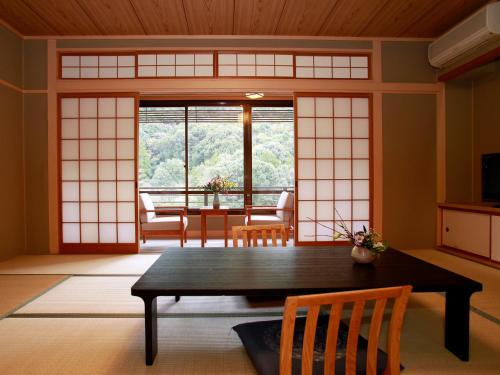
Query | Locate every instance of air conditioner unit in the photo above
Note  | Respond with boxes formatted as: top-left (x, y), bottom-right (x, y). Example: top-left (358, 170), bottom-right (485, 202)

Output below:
top-left (428, 2), bottom-right (500, 68)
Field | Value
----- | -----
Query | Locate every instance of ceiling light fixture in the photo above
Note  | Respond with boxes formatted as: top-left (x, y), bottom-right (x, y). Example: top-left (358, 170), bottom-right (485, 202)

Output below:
top-left (245, 92), bottom-right (264, 99)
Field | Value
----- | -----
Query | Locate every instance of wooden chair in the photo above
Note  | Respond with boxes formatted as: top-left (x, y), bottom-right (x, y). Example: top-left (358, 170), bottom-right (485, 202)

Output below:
top-left (233, 285), bottom-right (412, 375)
top-left (245, 191), bottom-right (294, 242)
top-left (232, 224), bottom-right (287, 247)
top-left (139, 193), bottom-right (188, 247)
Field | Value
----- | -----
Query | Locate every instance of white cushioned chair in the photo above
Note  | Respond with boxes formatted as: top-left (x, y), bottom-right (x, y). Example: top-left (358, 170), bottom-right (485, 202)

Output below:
top-left (139, 193), bottom-right (188, 247)
top-left (245, 191), bottom-right (294, 242)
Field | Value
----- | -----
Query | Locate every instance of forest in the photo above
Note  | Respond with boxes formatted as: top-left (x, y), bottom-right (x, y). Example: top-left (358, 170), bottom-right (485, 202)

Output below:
top-left (139, 106), bottom-right (294, 207)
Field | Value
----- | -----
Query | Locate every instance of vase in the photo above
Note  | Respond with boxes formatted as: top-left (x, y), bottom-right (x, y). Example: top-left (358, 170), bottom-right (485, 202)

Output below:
top-left (212, 192), bottom-right (220, 209)
top-left (351, 245), bottom-right (376, 264)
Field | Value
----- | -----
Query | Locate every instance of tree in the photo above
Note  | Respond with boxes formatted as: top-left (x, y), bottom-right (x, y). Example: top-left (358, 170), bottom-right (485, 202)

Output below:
top-left (138, 139), bottom-right (152, 184)
top-left (150, 159), bottom-right (185, 187)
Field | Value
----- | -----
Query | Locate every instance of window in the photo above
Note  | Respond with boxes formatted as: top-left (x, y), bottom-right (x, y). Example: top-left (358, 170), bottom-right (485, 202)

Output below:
top-left (295, 54), bottom-right (370, 79)
top-left (61, 54), bottom-right (136, 79)
top-left (188, 106), bottom-right (244, 208)
top-left (218, 53), bottom-right (294, 77)
top-left (139, 101), bottom-right (293, 211)
top-left (139, 107), bottom-right (185, 207)
top-left (137, 53), bottom-right (214, 77)
top-left (252, 107), bottom-right (294, 205)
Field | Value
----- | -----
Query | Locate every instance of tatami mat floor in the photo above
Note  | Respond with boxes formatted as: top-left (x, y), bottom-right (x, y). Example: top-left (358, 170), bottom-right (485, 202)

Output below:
top-left (0, 254), bottom-right (160, 275)
top-left (402, 249), bottom-right (500, 320)
top-left (0, 275), bottom-right (68, 318)
top-left (13, 276), bottom-right (287, 316)
top-left (0, 248), bottom-right (499, 374)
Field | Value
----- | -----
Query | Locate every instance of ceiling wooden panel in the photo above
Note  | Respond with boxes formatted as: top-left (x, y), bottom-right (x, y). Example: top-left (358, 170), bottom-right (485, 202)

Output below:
top-left (0, 0), bottom-right (492, 37)
top-left (275, 0), bottom-right (338, 35)
top-left (358, 0), bottom-right (439, 37)
top-left (234, 0), bottom-right (286, 35)
top-left (22, 0), bottom-right (102, 35)
top-left (183, 0), bottom-right (234, 35)
top-left (319, 0), bottom-right (388, 37)
top-left (0, 0), bottom-right (58, 35)
top-left (75, 0), bottom-right (145, 35)
top-left (130, 0), bottom-right (189, 35)
top-left (401, 0), bottom-right (491, 37)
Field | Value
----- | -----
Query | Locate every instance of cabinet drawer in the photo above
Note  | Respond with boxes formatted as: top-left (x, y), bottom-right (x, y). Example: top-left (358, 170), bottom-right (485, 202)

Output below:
top-left (442, 210), bottom-right (490, 257)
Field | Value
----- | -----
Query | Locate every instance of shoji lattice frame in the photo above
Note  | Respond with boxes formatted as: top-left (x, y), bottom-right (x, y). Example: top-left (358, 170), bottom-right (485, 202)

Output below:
top-left (137, 51), bottom-right (215, 78)
top-left (294, 93), bottom-right (373, 246)
top-left (58, 93), bottom-right (139, 253)
top-left (58, 51), bottom-right (371, 81)
top-left (60, 52), bottom-right (136, 79)
top-left (217, 51), bottom-right (295, 78)
top-left (295, 53), bottom-right (371, 80)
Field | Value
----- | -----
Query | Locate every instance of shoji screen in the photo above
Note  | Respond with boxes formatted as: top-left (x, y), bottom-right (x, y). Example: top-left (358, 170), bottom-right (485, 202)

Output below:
top-left (295, 94), bottom-right (371, 245)
top-left (59, 94), bottom-right (138, 253)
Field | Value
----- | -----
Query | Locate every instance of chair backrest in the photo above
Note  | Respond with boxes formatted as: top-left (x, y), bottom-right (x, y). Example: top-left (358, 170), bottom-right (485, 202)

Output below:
top-left (280, 286), bottom-right (412, 375)
top-left (276, 191), bottom-right (292, 221)
top-left (232, 224), bottom-right (287, 247)
top-left (283, 192), bottom-right (294, 223)
top-left (139, 193), bottom-right (156, 223)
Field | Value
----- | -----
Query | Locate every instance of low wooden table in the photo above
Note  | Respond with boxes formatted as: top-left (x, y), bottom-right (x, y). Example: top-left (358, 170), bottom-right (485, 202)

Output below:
top-left (200, 206), bottom-right (229, 247)
top-left (131, 247), bottom-right (482, 365)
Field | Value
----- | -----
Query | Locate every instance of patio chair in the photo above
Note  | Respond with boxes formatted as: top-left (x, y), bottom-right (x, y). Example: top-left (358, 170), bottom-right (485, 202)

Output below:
top-left (139, 193), bottom-right (188, 247)
top-left (245, 191), bottom-right (294, 242)
top-left (233, 285), bottom-right (412, 375)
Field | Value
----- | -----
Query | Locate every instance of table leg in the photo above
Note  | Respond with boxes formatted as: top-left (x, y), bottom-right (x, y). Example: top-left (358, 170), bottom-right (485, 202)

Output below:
top-left (201, 214), bottom-right (205, 248)
top-left (142, 297), bottom-right (158, 365)
top-left (224, 213), bottom-right (228, 247)
top-left (445, 290), bottom-right (472, 361)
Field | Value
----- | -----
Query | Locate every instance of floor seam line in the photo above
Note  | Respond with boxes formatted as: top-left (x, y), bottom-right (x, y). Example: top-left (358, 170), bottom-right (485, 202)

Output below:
top-left (469, 305), bottom-right (500, 325)
top-left (433, 291), bottom-right (499, 326)
top-left (8, 306), bottom-right (499, 324)
top-left (0, 274), bottom-right (73, 320)
top-left (9, 312), bottom-right (290, 319)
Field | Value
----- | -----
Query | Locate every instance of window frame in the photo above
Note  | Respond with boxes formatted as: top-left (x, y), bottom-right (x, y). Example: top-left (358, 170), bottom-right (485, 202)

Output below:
top-left (139, 99), bottom-right (294, 214)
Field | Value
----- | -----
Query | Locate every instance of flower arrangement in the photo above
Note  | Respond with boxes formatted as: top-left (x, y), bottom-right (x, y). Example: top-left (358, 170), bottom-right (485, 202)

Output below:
top-left (310, 209), bottom-right (388, 255)
top-left (202, 175), bottom-right (237, 193)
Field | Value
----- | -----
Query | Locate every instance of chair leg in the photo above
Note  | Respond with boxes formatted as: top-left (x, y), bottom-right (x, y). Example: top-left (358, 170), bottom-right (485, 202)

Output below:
top-left (180, 234), bottom-right (184, 247)
top-left (142, 235), bottom-right (146, 244)
top-left (184, 229), bottom-right (188, 243)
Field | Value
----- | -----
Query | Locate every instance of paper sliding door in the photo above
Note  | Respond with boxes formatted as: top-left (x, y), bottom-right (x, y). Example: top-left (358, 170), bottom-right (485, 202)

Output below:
top-left (59, 94), bottom-right (138, 253)
top-left (295, 94), bottom-right (372, 245)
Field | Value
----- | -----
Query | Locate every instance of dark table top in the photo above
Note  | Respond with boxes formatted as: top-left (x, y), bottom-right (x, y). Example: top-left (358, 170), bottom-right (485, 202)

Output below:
top-left (131, 247), bottom-right (482, 298)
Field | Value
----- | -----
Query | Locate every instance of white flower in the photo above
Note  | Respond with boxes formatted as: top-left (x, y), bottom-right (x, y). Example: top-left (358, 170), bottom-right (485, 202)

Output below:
top-left (354, 232), bottom-right (365, 246)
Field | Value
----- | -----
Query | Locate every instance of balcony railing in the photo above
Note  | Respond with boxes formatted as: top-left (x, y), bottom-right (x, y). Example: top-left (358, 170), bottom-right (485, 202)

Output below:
top-left (139, 186), bottom-right (294, 212)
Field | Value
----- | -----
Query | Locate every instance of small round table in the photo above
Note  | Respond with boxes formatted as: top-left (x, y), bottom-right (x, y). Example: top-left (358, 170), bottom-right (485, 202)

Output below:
top-left (200, 206), bottom-right (229, 247)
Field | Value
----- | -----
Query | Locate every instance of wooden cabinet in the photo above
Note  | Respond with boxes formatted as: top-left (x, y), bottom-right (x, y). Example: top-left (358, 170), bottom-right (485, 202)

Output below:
top-left (439, 204), bottom-right (500, 267)
top-left (492, 216), bottom-right (500, 262)
top-left (442, 210), bottom-right (490, 257)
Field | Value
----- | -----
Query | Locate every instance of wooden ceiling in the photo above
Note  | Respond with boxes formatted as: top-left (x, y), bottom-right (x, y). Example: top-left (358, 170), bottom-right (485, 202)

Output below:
top-left (0, 0), bottom-right (491, 37)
